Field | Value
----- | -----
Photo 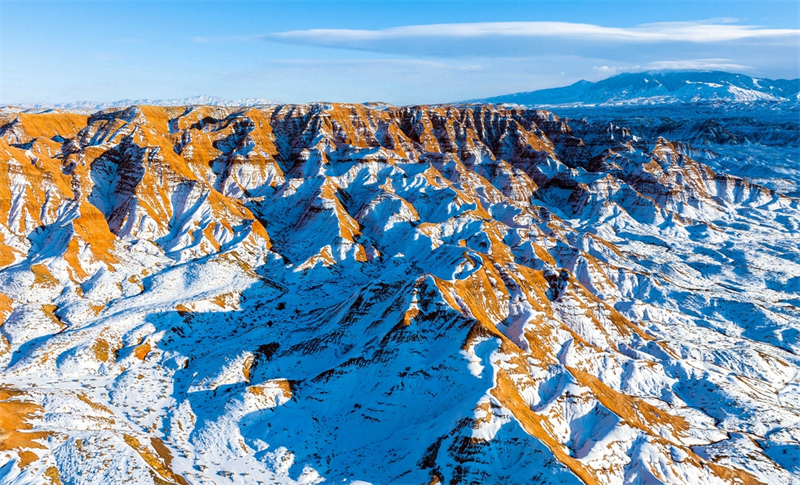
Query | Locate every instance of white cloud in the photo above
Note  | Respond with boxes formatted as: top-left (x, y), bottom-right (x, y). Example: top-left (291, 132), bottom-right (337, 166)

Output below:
top-left (263, 20), bottom-right (799, 46)
top-left (593, 65), bottom-right (640, 75)
top-left (646, 58), bottom-right (751, 71)
top-left (180, 19), bottom-right (799, 104)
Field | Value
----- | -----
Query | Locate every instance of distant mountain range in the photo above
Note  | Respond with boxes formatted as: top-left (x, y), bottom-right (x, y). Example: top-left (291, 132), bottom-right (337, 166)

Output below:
top-left (8, 71), bottom-right (798, 112)
top-left (5, 95), bottom-right (279, 112)
top-left (470, 70), bottom-right (800, 107)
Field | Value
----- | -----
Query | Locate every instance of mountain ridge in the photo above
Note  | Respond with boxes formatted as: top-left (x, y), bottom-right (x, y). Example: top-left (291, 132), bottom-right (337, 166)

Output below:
top-left (3, 95), bottom-right (281, 113)
top-left (469, 70), bottom-right (800, 107)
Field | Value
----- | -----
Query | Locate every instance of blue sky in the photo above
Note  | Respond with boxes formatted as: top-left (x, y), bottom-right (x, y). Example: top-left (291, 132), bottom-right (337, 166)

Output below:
top-left (2, 1), bottom-right (798, 105)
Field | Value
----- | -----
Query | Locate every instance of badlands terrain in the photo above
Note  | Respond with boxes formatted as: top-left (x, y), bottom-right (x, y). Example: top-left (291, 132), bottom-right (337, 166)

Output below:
top-left (0, 98), bottom-right (798, 484)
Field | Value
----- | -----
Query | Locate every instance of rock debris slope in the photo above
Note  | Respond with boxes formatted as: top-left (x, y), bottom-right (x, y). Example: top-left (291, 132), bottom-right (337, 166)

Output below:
top-left (0, 104), bottom-right (798, 485)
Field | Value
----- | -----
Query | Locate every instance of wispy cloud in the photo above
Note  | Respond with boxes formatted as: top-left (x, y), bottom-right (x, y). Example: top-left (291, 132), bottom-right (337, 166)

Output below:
top-left (212, 56), bottom-right (605, 104)
top-left (646, 58), bottom-right (751, 71)
top-left (593, 65), bottom-right (640, 75)
top-left (185, 19), bottom-right (799, 103)
top-left (261, 20), bottom-right (799, 47)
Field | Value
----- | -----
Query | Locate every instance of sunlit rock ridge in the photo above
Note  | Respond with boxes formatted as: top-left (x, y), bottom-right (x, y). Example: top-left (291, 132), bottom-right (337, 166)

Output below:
top-left (0, 103), bottom-right (798, 485)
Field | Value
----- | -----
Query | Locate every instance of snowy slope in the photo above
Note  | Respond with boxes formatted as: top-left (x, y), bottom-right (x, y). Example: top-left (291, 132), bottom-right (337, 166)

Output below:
top-left (0, 104), bottom-right (798, 485)
top-left (473, 70), bottom-right (800, 107)
top-left (552, 104), bottom-right (800, 197)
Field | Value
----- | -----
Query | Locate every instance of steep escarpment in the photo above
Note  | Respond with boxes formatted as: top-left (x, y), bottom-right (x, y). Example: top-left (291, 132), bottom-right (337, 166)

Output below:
top-left (0, 104), bottom-right (798, 485)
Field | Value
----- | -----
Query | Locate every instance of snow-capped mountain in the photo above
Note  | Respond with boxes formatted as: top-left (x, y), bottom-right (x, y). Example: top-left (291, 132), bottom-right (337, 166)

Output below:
top-left (0, 103), bottom-right (799, 485)
top-left (472, 70), bottom-right (800, 106)
top-left (5, 95), bottom-right (280, 113)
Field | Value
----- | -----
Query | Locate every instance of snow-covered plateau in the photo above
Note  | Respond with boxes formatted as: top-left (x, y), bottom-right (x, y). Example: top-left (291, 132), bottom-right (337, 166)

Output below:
top-left (0, 102), bottom-right (798, 485)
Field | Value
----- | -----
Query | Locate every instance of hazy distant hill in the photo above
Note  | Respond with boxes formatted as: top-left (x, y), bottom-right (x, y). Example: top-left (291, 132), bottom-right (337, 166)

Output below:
top-left (4, 95), bottom-right (279, 113)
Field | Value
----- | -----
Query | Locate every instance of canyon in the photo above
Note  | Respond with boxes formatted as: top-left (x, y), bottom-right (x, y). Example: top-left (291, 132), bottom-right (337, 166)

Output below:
top-left (0, 100), bottom-right (798, 485)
